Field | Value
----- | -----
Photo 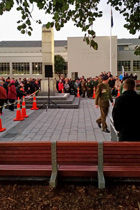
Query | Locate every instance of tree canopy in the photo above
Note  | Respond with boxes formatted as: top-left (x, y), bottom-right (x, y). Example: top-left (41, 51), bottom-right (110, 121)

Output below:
top-left (0, 0), bottom-right (139, 50)
top-left (54, 55), bottom-right (67, 76)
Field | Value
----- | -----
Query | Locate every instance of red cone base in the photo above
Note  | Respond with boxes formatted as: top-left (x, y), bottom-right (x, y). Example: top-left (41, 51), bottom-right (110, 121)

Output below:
top-left (21, 109), bottom-right (29, 118)
top-left (13, 110), bottom-right (24, 121)
top-left (0, 119), bottom-right (6, 132)
top-left (31, 102), bottom-right (39, 110)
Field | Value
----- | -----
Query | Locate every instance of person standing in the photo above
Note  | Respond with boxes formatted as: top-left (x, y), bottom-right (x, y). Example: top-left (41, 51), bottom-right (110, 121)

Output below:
top-left (58, 80), bottom-right (64, 93)
top-left (0, 80), bottom-right (7, 115)
top-left (86, 78), bottom-right (92, 98)
top-left (8, 79), bottom-right (17, 111)
top-left (114, 76), bottom-right (122, 97)
top-left (95, 75), bottom-right (114, 133)
top-left (81, 78), bottom-right (86, 98)
top-left (112, 78), bottom-right (140, 141)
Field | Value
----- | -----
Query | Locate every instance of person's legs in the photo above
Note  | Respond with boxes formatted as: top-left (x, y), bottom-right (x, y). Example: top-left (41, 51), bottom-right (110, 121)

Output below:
top-left (0, 99), bottom-right (5, 114)
top-left (9, 99), bottom-right (15, 111)
top-left (100, 106), bottom-right (109, 131)
top-left (96, 116), bottom-right (102, 128)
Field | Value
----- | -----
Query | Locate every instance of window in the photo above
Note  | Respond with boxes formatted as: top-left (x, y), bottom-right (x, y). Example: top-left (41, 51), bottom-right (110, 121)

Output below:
top-left (12, 63), bottom-right (29, 74)
top-left (118, 61), bottom-right (131, 71)
top-left (32, 62), bottom-right (42, 75)
top-left (0, 63), bottom-right (10, 75)
top-left (118, 45), bottom-right (129, 51)
top-left (133, 61), bottom-right (140, 71)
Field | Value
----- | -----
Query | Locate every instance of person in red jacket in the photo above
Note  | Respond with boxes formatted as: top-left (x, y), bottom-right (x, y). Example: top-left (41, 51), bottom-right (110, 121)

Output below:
top-left (58, 80), bottom-right (64, 93)
top-left (0, 80), bottom-right (7, 114)
top-left (8, 79), bottom-right (17, 111)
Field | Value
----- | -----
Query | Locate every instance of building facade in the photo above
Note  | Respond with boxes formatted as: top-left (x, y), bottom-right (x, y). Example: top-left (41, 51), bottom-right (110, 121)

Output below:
top-left (0, 35), bottom-right (139, 79)
top-left (117, 39), bottom-right (140, 77)
top-left (68, 36), bottom-right (117, 79)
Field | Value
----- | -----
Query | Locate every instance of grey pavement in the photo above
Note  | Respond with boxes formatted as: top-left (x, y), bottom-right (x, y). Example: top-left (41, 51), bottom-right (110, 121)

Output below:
top-left (0, 98), bottom-right (113, 142)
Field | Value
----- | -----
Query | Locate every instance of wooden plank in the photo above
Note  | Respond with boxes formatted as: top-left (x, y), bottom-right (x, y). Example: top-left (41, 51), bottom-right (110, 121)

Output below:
top-left (104, 142), bottom-right (140, 147)
top-left (0, 142), bottom-right (51, 146)
top-left (57, 141), bottom-right (98, 147)
top-left (0, 165), bottom-right (52, 170)
top-left (58, 171), bottom-right (97, 177)
top-left (103, 150), bottom-right (140, 154)
top-left (59, 165), bottom-right (97, 171)
top-left (104, 166), bottom-right (140, 177)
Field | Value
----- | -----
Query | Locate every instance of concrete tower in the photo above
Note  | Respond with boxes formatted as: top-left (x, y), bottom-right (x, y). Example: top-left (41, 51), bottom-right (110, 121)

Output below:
top-left (41, 25), bottom-right (55, 93)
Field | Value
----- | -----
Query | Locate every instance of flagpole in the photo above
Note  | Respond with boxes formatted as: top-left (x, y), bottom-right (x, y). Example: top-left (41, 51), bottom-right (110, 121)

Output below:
top-left (110, 6), bottom-right (112, 74)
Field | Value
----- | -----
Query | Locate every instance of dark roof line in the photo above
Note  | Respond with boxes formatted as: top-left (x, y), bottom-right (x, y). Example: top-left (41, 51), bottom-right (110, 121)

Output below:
top-left (0, 40), bottom-right (67, 47)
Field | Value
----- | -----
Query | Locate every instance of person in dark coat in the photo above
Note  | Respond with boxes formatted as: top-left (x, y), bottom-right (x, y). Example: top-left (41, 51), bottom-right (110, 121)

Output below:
top-left (0, 80), bottom-right (7, 114)
top-left (3, 77), bottom-right (10, 103)
top-left (8, 79), bottom-right (17, 111)
top-left (112, 78), bottom-right (140, 141)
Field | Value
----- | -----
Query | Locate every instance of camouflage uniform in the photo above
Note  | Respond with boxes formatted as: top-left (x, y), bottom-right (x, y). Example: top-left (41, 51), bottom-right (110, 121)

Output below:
top-left (95, 83), bottom-right (113, 130)
top-left (81, 80), bottom-right (86, 98)
top-left (86, 80), bottom-right (92, 98)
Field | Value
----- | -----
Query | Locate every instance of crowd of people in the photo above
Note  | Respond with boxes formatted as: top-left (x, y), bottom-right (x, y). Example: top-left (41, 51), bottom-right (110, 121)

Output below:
top-left (0, 71), bottom-right (139, 141)
top-left (0, 77), bottom-right (41, 114)
top-left (56, 71), bottom-right (138, 98)
top-left (0, 71), bottom-right (138, 115)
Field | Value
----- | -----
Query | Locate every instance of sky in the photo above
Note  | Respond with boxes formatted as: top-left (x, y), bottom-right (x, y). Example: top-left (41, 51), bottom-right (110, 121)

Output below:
top-left (0, 0), bottom-right (139, 41)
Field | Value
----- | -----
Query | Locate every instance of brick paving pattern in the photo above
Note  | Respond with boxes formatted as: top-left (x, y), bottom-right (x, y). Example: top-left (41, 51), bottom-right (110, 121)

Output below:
top-left (0, 98), bottom-right (113, 142)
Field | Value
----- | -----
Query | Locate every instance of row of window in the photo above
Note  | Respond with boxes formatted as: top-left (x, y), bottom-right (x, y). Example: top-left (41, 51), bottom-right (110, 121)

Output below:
top-left (0, 61), bottom-right (140, 75)
top-left (0, 62), bottom-right (42, 75)
top-left (118, 61), bottom-right (140, 71)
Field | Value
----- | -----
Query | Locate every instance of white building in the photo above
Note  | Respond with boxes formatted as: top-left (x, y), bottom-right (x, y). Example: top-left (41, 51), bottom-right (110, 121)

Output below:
top-left (68, 36), bottom-right (117, 79)
top-left (0, 29), bottom-right (139, 79)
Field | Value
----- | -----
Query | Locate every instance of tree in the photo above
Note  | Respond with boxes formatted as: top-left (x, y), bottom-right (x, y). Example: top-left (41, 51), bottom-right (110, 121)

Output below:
top-left (0, 0), bottom-right (139, 50)
top-left (54, 55), bottom-right (67, 77)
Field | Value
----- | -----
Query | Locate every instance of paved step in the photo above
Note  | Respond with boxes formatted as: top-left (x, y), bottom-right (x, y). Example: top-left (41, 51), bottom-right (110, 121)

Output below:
top-left (49, 97), bottom-right (80, 109)
top-left (17, 94), bottom-right (80, 109)
top-left (36, 93), bottom-right (70, 100)
top-left (25, 95), bottom-right (75, 105)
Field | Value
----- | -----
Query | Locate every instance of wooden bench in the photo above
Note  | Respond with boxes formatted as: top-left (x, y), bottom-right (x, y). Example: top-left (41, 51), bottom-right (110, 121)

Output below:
top-left (0, 142), bottom-right (52, 177)
top-left (98, 142), bottom-right (140, 188)
top-left (1, 141), bottom-right (140, 189)
top-left (0, 141), bottom-right (99, 188)
top-left (50, 141), bottom-right (99, 187)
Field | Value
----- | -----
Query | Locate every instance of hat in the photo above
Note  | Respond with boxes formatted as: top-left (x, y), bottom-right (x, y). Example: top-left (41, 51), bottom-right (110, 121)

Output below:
top-left (10, 79), bottom-right (15, 84)
top-left (102, 75), bottom-right (109, 81)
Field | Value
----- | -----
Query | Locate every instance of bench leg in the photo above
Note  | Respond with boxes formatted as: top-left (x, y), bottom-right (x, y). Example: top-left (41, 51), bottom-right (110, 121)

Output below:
top-left (98, 142), bottom-right (105, 189)
top-left (50, 172), bottom-right (57, 188)
top-left (50, 141), bottom-right (58, 188)
top-left (98, 170), bottom-right (105, 189)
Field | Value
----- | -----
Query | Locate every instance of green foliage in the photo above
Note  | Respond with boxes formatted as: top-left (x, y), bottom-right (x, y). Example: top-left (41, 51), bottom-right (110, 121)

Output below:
top-left (0, 0), bottom-right (139, 50)
top-left (54, 55), bottom-right (67, 75)
top-left (107, 0), bottom-right (140, 35)
top-left (134, 46), bottom-right (140, 56)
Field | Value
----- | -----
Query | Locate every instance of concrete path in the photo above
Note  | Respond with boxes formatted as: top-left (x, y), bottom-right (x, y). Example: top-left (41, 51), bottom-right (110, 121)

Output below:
top-left (0, 98), bottom-right (113, 142)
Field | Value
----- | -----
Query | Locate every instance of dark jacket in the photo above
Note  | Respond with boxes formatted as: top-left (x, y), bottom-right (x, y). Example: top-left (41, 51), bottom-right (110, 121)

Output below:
top-left (0, 86), bottom-right (7, 99)
top-left (8, 85), bottom-right (17, 100)
top-left (112, 90), bottom-right (140, 141)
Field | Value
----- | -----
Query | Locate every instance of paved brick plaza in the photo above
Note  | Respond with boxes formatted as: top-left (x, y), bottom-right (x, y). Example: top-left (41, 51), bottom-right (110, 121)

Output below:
top-left (0, 98), bottom-right (113, 142)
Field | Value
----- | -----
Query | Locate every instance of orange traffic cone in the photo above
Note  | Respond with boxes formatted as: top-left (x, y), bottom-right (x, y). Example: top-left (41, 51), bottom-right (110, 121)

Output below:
top-left (0, 114), bottom-right (6, 132)
top-left (62, 89), bottom-right (64, 93)
top-left (92, 86), bottom-right (96, 99)
top-left (77, 87), bottom-right (80, 97)
top-left (21, 96), bottom-right (29, 118)
top-left (13, 97), bottom-right (24, 121)
top-left (31, 93), bottom-right (39, 110)
top-left (117, 88), bottom-right (120, 97)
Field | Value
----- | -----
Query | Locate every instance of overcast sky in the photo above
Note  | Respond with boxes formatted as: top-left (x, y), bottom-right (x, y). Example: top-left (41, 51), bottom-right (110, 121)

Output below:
top-left (0, 0), bottom-right (139, 41)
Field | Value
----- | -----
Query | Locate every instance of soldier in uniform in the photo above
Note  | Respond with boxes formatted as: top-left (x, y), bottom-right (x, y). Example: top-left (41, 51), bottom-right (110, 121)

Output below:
top-left (95, 75), bottom-right (114, 133)
top-left (86, 78), bottom-right (92, 98)
top-left (81, 78), bottom-right (86, 98)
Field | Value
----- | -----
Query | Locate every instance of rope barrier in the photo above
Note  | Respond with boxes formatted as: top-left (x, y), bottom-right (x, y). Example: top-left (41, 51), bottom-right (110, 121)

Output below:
top-left (0, 90), bottom-right (39, 109)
